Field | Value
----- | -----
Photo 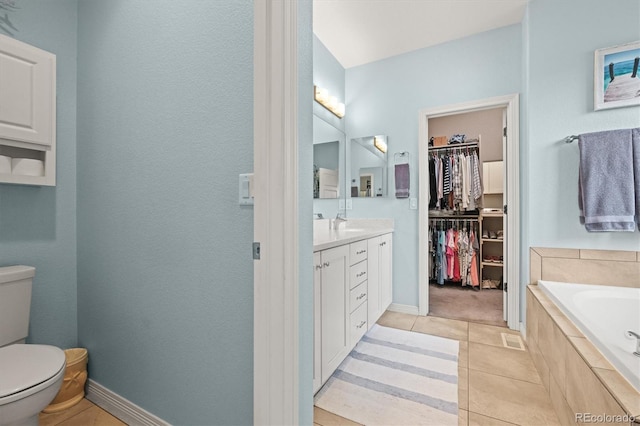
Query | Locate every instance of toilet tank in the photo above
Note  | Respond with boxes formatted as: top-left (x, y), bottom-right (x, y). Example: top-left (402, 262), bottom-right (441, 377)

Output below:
top-left (0, 265), bottom-right (35, 347)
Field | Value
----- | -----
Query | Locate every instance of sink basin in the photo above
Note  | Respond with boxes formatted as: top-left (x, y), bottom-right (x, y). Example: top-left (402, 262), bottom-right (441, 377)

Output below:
top-left (336, 228), bottom-right (366, 233)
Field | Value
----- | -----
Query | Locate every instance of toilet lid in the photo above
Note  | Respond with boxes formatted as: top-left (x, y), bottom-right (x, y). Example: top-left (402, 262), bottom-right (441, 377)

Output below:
top-left (0, 344), bottom-right (65, 398)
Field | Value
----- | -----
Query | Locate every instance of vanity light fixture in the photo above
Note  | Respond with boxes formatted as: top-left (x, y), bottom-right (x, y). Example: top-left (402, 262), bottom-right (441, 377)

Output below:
top-left (374, 136), bottom-right (387, 154)
top-left (314, 85), bottom-right (345, 118)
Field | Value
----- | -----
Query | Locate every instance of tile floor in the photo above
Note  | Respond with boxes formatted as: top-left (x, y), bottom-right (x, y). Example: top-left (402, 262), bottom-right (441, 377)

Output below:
top-left (314, 311), bottom-right (561, 426)
top-left (38, 312), bottom-right (561, 426)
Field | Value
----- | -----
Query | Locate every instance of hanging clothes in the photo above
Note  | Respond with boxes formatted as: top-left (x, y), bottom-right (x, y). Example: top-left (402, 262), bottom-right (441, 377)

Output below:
top-left (428, 146), bottom-right (482, 214)
top-left (428, 220), bottom-right (481, 288)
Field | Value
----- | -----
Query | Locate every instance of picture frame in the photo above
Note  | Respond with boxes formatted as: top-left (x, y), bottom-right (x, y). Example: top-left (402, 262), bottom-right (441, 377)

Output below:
top-left (594, 41), bottom-right (640, 111)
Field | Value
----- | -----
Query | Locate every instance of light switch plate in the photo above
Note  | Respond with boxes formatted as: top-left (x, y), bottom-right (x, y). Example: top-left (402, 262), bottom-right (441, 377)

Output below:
top-left (338, 199), bottom-right (345, 210)
top-left (409, 197), bottom-right (417, 209)
top-left (239, 173), bottom-right (254, 205)
top-left (346, 199), bottom-right (352, 210)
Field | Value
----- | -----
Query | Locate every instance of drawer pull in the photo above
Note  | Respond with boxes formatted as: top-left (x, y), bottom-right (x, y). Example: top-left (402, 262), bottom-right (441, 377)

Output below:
top-left (315, 264), bottom-right (322, 270)
top-left (379, 241), bottom-right (386, 246)
top-left (323, 261), bottom-right (330, 267)
top-left (356, 271), bottom-right (366, 278)
top-left (356, 293), bottom-right (366, 300)
top-left (356, 249), bottom-right (367, 255)
top-left (356, 320), bottom-right (366, 329)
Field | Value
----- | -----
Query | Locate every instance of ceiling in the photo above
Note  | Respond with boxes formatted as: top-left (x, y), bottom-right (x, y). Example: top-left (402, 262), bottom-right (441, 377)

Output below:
top-left (313, 0), bottom-right (529, 69)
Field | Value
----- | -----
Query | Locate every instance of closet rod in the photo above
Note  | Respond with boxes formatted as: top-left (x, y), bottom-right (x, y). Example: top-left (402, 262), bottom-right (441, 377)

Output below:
top-left (429, 217), bottom-right (479, 221)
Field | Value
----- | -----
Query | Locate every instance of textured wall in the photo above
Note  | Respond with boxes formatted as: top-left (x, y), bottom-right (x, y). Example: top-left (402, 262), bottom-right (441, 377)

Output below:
top-left (525, 0), bottom-right (640, 252)
top-left (76, 1), bottom-right (254, 424)
top-left (345, 25), bottom-right (522, 308)
top-left (0, 0), bottom-right (78, 348)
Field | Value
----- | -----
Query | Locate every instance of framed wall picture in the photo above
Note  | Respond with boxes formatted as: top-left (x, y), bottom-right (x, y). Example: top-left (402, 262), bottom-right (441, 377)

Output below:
top-left (594, 41), bottom-right (640, 111)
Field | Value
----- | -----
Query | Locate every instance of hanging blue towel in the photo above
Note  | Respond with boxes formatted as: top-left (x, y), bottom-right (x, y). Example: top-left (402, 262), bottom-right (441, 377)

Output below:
top-left (578, 129), bottom-right (636, 232)
top-left (395, 163), bottom-right (410, 198)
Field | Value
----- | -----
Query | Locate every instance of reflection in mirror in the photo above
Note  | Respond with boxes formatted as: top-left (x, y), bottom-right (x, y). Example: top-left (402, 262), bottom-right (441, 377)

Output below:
top-left (350, 135), bottom-right (388, 198)
top-left (313, 115), bottom-right (345, 200)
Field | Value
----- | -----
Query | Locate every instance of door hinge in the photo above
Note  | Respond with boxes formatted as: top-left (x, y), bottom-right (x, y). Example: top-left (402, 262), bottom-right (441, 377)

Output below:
top-left (503, 204), bottom-right (508, 214)
top-left (503, 127), bottom-right (507, 137)
top-left (253, 242), bottom-right (261, 260)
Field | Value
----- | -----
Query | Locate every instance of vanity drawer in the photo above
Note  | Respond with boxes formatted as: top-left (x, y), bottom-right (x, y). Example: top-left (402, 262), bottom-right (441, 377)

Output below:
top-left (350, 240), bottom-right (368, 265)
top-left (349, 281), bottom-right (367, 313)
top-left (350, 302), bottom-right (368, 345)
top-left (349, 260), bottom-right (367, 289)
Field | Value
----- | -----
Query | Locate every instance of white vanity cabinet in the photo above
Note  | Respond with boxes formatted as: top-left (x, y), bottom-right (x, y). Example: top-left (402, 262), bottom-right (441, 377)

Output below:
top-left (313, 230), bottom-right (393, 394)
top-left (0, 34), bottom-right (56, 186)
top-left (367, 233), bottom-right (392, 328)
top-left (314, 245), bottom-right (350, 388)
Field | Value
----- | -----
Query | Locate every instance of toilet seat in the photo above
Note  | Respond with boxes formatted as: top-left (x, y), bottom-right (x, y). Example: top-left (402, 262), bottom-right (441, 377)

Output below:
top-left (0, 344), bottom-right (65, 405)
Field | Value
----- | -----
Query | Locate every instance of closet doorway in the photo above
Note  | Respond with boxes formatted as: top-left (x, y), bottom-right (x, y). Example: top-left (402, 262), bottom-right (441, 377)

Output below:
top-left (417, 94), bottom-right (520, 330)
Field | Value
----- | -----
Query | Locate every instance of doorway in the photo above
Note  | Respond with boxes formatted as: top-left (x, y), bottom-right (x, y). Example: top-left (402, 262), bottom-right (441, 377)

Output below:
top-left (417, 94), bottom-right (520, 330)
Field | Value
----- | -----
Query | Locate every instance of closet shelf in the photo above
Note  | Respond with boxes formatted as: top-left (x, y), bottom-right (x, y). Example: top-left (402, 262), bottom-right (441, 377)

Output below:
top-left (481, 238), bottom-right (503, 243)
top-left (428, 141), bottom-right (479, 151)
top-left (481, 262), bottom-right (504, 267)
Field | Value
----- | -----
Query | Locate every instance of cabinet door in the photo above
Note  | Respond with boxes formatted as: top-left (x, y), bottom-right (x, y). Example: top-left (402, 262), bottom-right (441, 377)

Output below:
top-left (320, 245), bottom-right (349, 384)
top-left (0, 35), bottom-right (55, 149)
top-left (379, 233), bottom-right (393, 312)
top-left (313, 252), bottom-right (322, 394)
top-left (367, 236), bottom-right (380, 329)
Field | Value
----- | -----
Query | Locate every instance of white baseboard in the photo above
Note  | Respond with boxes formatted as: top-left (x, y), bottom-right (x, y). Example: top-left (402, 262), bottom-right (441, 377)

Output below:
top-left (86, 379), bottom-right (170, 426)
top-left (387, 303), bottom-right (420, 316)
top-left (519, 322), bottom-right (526, 340)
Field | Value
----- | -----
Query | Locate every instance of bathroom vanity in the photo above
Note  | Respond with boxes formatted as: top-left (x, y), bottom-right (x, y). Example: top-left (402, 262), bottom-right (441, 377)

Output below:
top-left (313, 219), bottom-right (394, 394)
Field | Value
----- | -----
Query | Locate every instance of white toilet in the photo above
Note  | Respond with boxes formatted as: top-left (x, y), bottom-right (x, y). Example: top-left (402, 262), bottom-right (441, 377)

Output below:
top-left (0, 266), bottom-right (66, 426)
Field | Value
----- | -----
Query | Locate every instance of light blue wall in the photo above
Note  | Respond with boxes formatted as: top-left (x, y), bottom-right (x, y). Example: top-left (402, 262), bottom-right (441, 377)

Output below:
top-left (525, 0), bottom-right (640, 252)
top-left (76, 2), bottom-right (254, 424)
top-left (0, 0), bottom-right (78, 349)
top-left (345, 25), bottom-right (522, 307)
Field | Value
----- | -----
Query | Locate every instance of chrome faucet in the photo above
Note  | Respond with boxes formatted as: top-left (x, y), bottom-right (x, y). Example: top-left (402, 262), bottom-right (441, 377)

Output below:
top-left (626, 330), bottom-right (640, 357)
top-left (313, 213), bottom-right (324, 219)
top-left (330, 212), bottom-right (347, 230)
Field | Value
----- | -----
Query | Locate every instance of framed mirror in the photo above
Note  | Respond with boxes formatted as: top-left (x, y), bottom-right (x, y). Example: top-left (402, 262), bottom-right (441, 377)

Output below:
top-left (313, 115), bottom-right (345, 200)
top-left (349, 135), bottom-right (388, 198)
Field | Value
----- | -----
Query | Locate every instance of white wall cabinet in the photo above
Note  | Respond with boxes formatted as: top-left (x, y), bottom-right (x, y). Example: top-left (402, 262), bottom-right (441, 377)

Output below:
top-left (314, 232), bottom-right (393, 394)
top-left (0, 34), bottom-right (56, 186)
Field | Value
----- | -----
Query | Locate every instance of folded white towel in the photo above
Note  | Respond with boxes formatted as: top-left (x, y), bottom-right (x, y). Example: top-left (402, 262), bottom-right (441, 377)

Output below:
top-left (578, 129), bottom-right (636, 232)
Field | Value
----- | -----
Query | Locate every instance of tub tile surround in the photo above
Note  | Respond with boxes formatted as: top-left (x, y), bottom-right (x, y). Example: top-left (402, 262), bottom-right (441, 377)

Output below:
top-left (527, 247), bottom-right (640, 425)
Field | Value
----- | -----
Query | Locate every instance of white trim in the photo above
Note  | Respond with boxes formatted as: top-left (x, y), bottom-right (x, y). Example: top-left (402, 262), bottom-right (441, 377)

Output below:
top-left (418, 94), bottom-right (521, 330)
top-left (86, 379), bottom-right (169, 426)
top-left (519, 322), bottom-right (527, 341)
top-left (253, 1), bottom-right (300, 424)
top-left (387, 303), bottom-right (420, 316)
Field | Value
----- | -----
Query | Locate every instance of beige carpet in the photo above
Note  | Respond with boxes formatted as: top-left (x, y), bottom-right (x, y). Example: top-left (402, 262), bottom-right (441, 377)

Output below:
top-left (429, 283), bottom-right (506, 327)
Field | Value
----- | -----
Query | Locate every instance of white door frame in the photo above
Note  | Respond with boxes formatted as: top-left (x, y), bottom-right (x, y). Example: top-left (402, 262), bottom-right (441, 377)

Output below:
top-left (418, 94), bottom-right (520, 330)
top-left (254, 1), bottom-right (300, 424)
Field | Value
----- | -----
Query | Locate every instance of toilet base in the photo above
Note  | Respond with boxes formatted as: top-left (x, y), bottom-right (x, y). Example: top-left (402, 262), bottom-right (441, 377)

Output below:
top-left (3, 413), bottom-right (37, 426)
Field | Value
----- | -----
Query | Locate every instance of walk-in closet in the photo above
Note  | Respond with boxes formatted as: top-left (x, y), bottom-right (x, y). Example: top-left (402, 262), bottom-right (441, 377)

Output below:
top-left (425, 107), bottom-right (507, 327)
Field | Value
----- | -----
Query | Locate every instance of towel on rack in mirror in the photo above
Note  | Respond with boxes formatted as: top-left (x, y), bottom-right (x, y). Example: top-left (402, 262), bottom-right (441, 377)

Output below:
top-left (395, 163), bottom-right (410, 198)
top-left (578, 128), bottom-right (637, 232)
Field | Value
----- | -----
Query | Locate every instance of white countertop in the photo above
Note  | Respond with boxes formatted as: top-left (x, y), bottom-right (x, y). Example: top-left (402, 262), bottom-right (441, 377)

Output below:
top-left (313, 218), bottom-right (394, 252)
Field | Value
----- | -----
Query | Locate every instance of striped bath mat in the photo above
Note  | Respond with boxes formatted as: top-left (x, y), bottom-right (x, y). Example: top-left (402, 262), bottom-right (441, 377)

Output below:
top-left (315, 324), bottom-right (459, 425)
